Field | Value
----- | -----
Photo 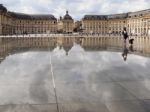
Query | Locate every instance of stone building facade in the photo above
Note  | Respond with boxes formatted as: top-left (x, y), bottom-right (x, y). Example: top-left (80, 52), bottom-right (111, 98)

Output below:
top-left (82, 10), bottom-right (150, 36)
top-left (1, 4), bottom-right (150, 36)
top-left (0, 4), bottom-right (57, 35)
top-left (81, 15), bottom-right (108, 34)
top-left (127, 9), bottom-right (150, 35)
top-left (57, 11), bottom-right (74, 33)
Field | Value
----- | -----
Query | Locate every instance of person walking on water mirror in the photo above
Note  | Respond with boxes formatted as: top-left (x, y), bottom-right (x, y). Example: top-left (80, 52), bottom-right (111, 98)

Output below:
top-left (122, 27), bottom-right (129, 43)
top-left (122, 42), bottom-right (128, 61)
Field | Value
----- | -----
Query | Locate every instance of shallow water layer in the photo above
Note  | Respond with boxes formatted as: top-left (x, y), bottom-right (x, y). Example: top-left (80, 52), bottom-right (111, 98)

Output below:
top-left (0, 43), bottom-right (150, 112)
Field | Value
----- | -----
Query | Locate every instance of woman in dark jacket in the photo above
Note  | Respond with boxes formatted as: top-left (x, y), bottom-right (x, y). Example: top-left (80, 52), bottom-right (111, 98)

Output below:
top-left (122, 27), bottom-right (129, 43)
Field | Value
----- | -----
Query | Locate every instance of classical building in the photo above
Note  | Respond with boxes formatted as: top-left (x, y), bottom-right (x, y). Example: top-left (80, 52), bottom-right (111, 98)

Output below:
top-left (82, 10), bottom-right (150, 36)
top-left (57, 11), bottom-right (74, 33)
top-left (127, 9), bottom-right (150, 35)
top-left (82, 15), bottom-right (108, 34)
top-left (1, 4), bottom-right (150, 36)
top-left (0, 4), bottom-right (57, 35)
top-left (107, 13), bottom-right (127, 34)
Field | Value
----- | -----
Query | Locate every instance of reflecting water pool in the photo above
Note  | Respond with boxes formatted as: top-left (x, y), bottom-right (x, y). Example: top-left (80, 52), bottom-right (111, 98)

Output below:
top-left (0, 42), bottom-right (150, 112)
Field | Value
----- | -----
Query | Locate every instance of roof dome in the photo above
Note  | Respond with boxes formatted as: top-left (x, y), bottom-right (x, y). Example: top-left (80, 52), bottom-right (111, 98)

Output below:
top-left (0, 4), bottom-right (7, 12)
top-left (63, 10), bottom-right (73, 20)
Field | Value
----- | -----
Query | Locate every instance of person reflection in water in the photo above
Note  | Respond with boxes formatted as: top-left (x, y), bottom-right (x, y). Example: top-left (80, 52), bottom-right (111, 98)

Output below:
top-left (122, 39), bottom-right (134, 61)
top-left (122, 42), bottom-right (128, 61)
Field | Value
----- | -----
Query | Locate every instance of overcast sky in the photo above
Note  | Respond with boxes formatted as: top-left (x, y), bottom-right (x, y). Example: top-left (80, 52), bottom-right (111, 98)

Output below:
top-left (1, 0), bottom-right (150, 20)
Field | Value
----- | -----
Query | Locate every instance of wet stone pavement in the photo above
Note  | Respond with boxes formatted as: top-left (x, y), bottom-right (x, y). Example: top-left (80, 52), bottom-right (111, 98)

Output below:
top-left (0, 43), bottom-right (150, 112)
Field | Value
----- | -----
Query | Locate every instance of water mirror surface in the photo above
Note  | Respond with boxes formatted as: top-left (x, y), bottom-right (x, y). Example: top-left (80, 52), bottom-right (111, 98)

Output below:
top-left (0, 37), bottom-right (150, 112)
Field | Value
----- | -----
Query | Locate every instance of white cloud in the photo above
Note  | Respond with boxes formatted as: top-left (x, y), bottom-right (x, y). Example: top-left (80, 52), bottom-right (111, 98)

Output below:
top-left (1, 0), bottom-right (150, 20)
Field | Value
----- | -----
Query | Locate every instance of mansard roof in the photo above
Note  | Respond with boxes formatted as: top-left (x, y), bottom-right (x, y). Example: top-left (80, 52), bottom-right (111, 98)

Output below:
top-left (128, 9), bottom-right (150, 17)
top-left (7, 12), bottom-right (31, 19)
top-left (31, 14), bottom-right (57, 20)
top-left (83, 15), bottom-right (107, 20)
top-left (82, 9), bottom-right (150, 20)
top-left (7, 11), bottom-right (57, 20)
top-left (83, 13), bottom-right (128, 20)
top-left (0, 4), bottom-right (7, 12)
top-left (107, 13), bottom-right (128, 19)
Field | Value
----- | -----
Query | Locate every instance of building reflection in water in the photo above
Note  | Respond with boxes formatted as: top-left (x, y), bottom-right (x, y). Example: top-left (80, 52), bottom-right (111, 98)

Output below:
top-left (0, 36), bottom-right (150, 112)
top-left (0, 36), bottom-right (150, 62)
